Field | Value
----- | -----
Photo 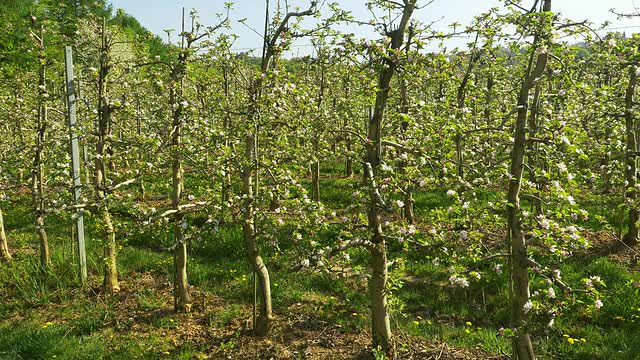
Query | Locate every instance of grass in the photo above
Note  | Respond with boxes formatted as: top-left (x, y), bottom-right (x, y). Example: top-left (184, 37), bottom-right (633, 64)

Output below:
top-left (1, 160), bottom-right (639, 359)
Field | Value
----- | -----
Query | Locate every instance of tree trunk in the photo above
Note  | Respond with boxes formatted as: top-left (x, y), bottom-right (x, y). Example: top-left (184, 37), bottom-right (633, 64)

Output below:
top-left (527, 84), bottom-right (543, 216)
top-left (102, 206), bottom-right (119, 293)
top-left (96, 18), bottom-right (119, 293)
top-left (399, 34), bottom-right (415, 224)
top-left (242, 128), bottom-right (273, 335)
top-left (345, 117), bottom-right (353, 177)
top-left (455, 39), bottom-right (479, 181)
top-left (222, 66), bottom-right (232, 203)
top-left (311, 150), bottom-right (320, 202)
top-left (0, 207), bottom-right (12, 262)
top-left (34, 26), bottom-right (49, 268)
top-left (507, 2), bottom-right (551, 359)
top-left (365, 2), bottom-right (416, 355)
top-left (624, 65), bottom-right (638, 246)
top-left (171, 84), bottom-right (191, 312)
top-left (370, 242), bottom-right (391, 351)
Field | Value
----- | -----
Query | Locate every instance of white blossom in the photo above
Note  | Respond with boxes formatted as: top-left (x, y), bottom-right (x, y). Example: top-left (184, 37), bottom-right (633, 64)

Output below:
top-left (547, 287), bottom-right (556, 299)
top-left (594, 299), bottom-right (603, 309)
top-left (494, 264), bottom-right (503, 274)
top-left (540, 218), bottom-right (550, 230)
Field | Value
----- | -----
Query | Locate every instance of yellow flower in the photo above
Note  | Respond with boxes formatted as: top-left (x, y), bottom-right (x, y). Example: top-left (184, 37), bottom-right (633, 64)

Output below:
top-left (417, 316), bottom-right (422, 320)
top-left (563, 334), bottom-right (569, 338)
top-left (352, 312), bottom-right (358, 316)
top-left (567, 338), bottom-right (575, 344)
top-left (464, 329), bottom-right (470, 334)
top-left (580, 338), bottom-right (586, 343)
top-left (465, 321), bottom-right (472, 326)
top-left (413, 321), bottom-right (419, 326)
top-left (427, 320), bottom-right (432, 325)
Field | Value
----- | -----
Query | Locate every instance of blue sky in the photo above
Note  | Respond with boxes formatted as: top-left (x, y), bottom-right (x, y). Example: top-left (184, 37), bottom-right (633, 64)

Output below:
top-left (108, 0), bottom-right (640, 55)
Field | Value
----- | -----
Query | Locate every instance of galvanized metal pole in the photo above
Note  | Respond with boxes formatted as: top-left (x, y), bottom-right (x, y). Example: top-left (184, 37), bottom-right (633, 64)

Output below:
top-left (64, 46), bottom-right (87, 283)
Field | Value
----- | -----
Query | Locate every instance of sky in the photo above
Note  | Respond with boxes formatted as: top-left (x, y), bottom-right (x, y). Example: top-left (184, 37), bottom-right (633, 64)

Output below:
top-left (108, 0), bottom-right (640, 55)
